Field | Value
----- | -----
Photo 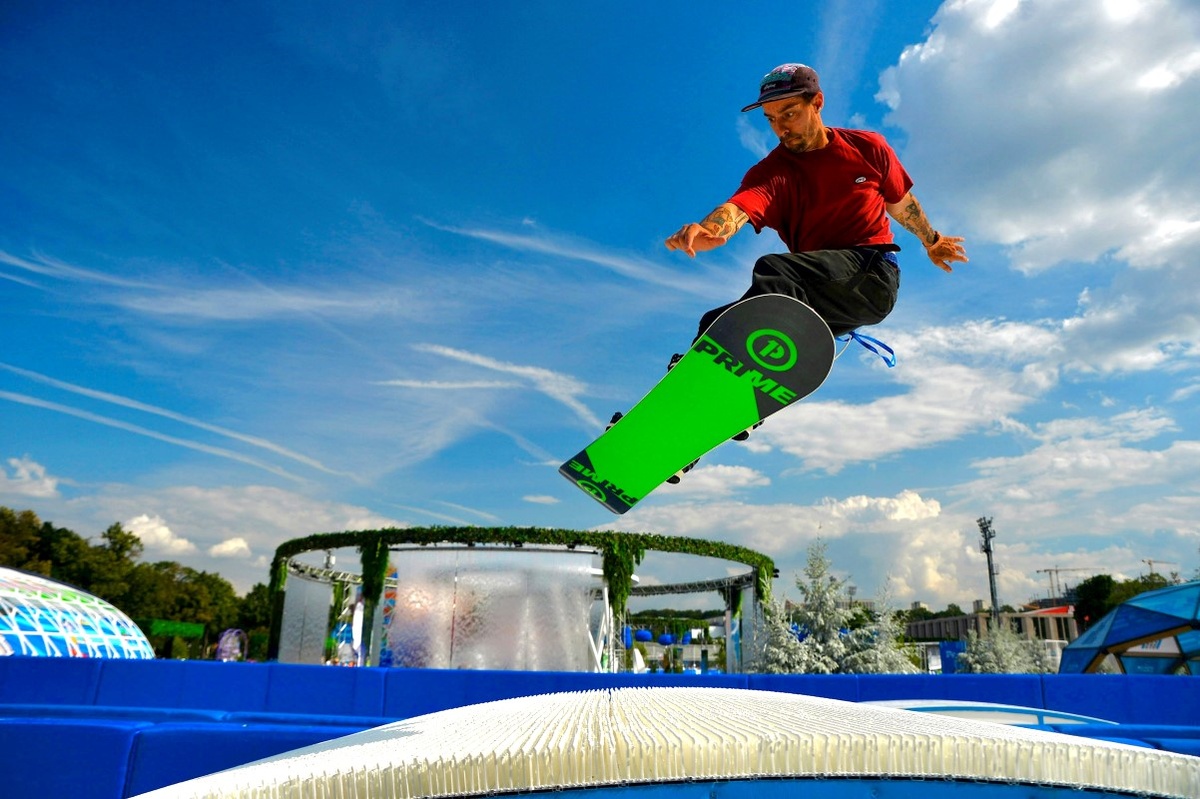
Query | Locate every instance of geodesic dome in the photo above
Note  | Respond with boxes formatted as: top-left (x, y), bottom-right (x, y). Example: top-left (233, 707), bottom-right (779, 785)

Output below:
top-left (0, 566), bottom-right (154, 658)
top-left (1060, 580), bottom-right (1200, 675)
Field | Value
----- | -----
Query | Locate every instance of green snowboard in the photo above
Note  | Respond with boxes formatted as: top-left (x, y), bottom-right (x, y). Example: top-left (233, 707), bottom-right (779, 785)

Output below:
top-left (560, 294), bottom-right (835, 514)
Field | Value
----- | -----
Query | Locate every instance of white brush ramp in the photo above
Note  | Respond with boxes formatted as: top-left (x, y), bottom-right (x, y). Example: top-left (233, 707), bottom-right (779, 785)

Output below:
top-left (133, 686), bottom-right (1200, 799)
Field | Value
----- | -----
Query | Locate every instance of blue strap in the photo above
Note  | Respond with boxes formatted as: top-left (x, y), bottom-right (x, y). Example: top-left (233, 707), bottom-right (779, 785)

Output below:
top-left (838, 331), bottom-right (897, 367)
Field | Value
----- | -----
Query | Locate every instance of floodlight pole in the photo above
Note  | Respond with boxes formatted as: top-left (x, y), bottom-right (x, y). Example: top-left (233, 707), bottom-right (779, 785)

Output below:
top-left (978, 517), bottom-right (1001, 625)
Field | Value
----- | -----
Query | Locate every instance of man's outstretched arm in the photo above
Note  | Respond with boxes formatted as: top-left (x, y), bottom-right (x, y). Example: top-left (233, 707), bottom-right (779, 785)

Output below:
top-left (665, 202), bottom-right (750, 257)
top-left (885, 191), bottom-right (968, 273)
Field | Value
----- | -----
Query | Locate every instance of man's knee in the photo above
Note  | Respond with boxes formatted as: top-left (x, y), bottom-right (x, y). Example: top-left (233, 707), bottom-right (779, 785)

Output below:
top-left (752, 253), bottom-right (789, 280)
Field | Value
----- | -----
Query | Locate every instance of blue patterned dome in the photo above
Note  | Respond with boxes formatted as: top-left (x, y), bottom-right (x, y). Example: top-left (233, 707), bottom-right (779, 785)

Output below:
top-left (1060, 580), bottom-right (1200, 675)
top-left (0, 566), bottom-right (154, 659)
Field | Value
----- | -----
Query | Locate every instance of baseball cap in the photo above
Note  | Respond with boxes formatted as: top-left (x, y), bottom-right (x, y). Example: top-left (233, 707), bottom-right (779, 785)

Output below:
top-left (741, 63), bottom-right (821, 112)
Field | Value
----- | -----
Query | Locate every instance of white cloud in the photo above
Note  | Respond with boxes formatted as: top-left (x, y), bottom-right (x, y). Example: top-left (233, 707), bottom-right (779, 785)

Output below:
top-left (657, 464), bottom-right (770, 497)
top-left (963, 409), bottom-right (1197, 504)
top-left (762, 319), bottom-right (1048, 473)
top-left (67, 487), bottom-right (408, 590)
top-left (879, 0), bottom-right (1200, 273)
top-left (522, 495), bottom-right (560, 505)
top-left (209, 537), bottom-right (251, 558)
top-left (603, 490), bottom-right (998, 606)
top-left (0, 455), bottom-right (59, 499)
top-left (126, 513), bottom-right (197, 555)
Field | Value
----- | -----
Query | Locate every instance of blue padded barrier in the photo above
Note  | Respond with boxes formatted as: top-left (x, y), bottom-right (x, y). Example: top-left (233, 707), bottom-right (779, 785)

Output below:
top-left (1042, 723), bottom-right (1200, 755)
top-left (382, 669), bottom-right (748, 719)
top-left (0, 717), bottom-right (148, 799)
top-left (0, 702), bottom-right (228, 723)
top-left (0, 654), bottom-right (103, 704)
top-left (123, 722), bottom-right (368, 796)
top-left (1042, 674), bottom-right (1200, 724)
top-left (226, 711), bottom-right (387, 728)
top-left (747, 674), bottom-right (860, 701)
top-left (265, 662), bottom-right (386, 717)
top-left (856, 674), bottom-right (1046, 706)
top-left (1049, 723), bottom-right (1200, 740)
top-left (1145, 738), bottom-right (1200, 756)
top-left (534, 670), bottom-right (747, 706)
top-left (96, 657), bottom-right (270, 711)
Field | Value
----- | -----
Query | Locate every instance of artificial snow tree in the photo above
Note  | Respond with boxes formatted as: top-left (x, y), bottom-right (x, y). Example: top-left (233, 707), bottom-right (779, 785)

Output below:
top-left (957, 620), bottom-right (1056, 674)
top-left (751, 540), bottom-right (917, 674)
top-left (840, 579), bottom-right (919, 675)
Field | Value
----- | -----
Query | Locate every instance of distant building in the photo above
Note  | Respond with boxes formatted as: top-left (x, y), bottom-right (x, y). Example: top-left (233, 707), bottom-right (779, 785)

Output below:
top-left (906, 603), bottom-right (1078, 644)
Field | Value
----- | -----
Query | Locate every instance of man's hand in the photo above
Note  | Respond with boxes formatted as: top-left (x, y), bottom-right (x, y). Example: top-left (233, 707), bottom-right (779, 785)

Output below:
top-left (925, 233), bottom-right (968, 273)
top-left (665, 203), bottom-right (748, 257)
top-left (665, 223), bottom-right (728, 258)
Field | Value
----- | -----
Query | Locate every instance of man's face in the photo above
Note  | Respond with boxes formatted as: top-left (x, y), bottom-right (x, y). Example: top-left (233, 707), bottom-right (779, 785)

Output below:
top-left (762, 93), bottom-right (825, 153)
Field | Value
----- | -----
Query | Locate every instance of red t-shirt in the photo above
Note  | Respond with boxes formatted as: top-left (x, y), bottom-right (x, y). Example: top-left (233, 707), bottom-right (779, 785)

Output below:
top-left (728, 128), bottom-right (913, 253)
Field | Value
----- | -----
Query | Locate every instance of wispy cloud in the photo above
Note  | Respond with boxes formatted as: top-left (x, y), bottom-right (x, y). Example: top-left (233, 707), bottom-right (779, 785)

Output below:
top-left (432, 500), bottom-right (502, 523)
top-left (386, 502), bottom-right (475, 526)
top-left (376, 379), bottom-right (522, 390)
top-left (0, 390), bottom-right (308, 483)
top-left (423, 219), bottom-right (719, 296)
top-left (736, 116), bottom-right (773, 159)
top-left (0, 250), bottom-right (157, 289)
top-left (0, 270), bottom-right (42, 289)
top-left (115, 285), bottom-right (415, 321)
top-left (410, 343), bottom-right (602, 429)
top-left (1, 363), bottom-right (356, 480)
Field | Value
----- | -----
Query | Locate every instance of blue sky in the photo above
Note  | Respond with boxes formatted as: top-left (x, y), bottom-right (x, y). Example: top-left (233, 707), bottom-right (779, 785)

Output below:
top-left (3, 0), bottom-right (1198, 610)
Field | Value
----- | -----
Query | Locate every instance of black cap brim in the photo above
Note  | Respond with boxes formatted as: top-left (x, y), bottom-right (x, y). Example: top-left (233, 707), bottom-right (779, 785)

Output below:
top-left (740, 88), bottom-right (811, 113)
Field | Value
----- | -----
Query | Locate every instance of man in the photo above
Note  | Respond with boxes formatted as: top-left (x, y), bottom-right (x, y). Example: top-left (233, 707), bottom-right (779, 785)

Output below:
top-left (666, 63), bottom-right (967, 339)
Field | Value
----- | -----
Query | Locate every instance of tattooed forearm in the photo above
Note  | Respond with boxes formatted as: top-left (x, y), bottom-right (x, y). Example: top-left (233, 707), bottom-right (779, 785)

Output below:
top-left (888, 193), bottom-right (939, 246)
top-left (700, 203), bottom-right (749, 238)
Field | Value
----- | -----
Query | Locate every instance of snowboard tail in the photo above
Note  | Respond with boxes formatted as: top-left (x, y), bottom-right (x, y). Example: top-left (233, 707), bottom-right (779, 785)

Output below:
top-left (560, 294), bottom-right (835, 514)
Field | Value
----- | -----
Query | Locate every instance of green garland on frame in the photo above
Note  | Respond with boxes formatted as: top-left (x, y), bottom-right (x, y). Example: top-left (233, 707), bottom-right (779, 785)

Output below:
top-left (266, 526), bottom-right (774, 661)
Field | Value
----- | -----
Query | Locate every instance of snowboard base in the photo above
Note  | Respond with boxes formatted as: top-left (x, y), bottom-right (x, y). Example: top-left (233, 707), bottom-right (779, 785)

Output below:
top-left (560, 294), bottom-right (835, 513)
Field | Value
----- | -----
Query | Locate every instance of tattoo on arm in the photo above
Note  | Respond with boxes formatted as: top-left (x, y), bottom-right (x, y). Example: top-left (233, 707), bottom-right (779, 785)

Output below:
top-left (700, 204), bottom-right (749, 238)
top-left (892, 194), bottom-right (938, 246)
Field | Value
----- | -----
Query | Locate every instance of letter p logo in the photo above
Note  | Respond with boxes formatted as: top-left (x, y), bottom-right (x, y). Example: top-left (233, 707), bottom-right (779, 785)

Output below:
top-left (746, 329), bottom-right (798, 372)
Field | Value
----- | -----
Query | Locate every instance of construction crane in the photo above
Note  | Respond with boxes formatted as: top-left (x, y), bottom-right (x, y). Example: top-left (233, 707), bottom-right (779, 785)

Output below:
top-left (1036, 566), bottom-right (1097, 604)
top-left (1141, 559), bottom-right (1178, 578)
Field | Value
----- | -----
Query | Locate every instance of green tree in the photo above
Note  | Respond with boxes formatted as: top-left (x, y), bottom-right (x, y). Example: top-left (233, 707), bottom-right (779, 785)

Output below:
top-left (2, 506), bottom-right (256, 659)
top-left (1111, 573), bottom-right (1172, 605)
top-left (85, 523), bottom-right (143, 606)
top-left (237, 583), bottom-right (272, 630)
top-left (0, 506), bottom-right (48, 574)
top-left (236, 582), bottom-right (273, 661)
top-left (1074, 574), bottom-right (1116, 630)
top-left (904, 605), bottom-right (935, 623)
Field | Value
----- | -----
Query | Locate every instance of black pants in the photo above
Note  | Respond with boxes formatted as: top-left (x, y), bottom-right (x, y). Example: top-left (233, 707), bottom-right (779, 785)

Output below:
top-left (696, 248), bottom-right (900, 339)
